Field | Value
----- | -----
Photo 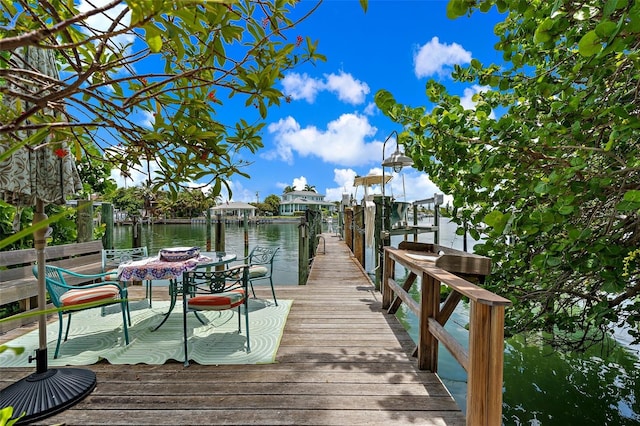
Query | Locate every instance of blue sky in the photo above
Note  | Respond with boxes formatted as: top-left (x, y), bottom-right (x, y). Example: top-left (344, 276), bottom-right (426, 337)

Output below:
top-left (111, 1), bottom-right (505, 205)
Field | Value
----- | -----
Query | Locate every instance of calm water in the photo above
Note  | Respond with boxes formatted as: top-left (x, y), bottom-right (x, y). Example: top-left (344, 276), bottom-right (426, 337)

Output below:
top-left (113, 221), bottom-right (301, 284)
top-left (113, 220), bottom-right (640, 425)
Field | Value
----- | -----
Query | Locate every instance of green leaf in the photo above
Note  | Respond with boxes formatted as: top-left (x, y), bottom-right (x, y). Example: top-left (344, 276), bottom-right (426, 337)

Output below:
top-left (578, 31), bottom-right (602, 57)
top-left (595, 20), bottom-right (618, 38)
top-left (483, 210), bottom-right (509, 233)
top-left (534, 181), bottom-right (550, 194)
top-left (623, 190), bottom-right (640, 202)
top-left (534, 18), bottom-right (554, 44)
top-left (558, 205), bottom-right (574, 215)
top-left (617, 191), bottom-right (640, 211)
top-left (604, 130), bottom-right (617, 151)
top-left (144, 24), bottom-right (163, 53)
top-left (603, 0), bottom-right (628, 18)
top-left (479, 1), bottom-right (492, 13)
top-left (546, 256), bottom-right (561, 267)
top-left (446, 0), bottom-right (468, 19)
top-left (532, 253), bottom-right (546, 269)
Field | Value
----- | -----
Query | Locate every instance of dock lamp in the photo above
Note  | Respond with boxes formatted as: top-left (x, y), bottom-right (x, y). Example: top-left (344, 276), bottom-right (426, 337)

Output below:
top-left (381, 131), bottom-right (414, 240)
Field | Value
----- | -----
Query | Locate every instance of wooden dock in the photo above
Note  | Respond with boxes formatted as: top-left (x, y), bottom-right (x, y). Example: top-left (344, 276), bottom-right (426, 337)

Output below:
top-left (1, 234), bottom-right (465, 425)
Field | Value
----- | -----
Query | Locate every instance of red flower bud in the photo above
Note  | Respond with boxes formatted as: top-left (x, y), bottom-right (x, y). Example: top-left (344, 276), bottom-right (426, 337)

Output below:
top-left (54, 148), bottom-right (68, 158)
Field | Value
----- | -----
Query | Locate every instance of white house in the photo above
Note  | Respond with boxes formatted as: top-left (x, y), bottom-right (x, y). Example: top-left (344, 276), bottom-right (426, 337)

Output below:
top-left (278, 190), bottom-right (335, 216)
top-left (210, 201), bottom-right (257, 218)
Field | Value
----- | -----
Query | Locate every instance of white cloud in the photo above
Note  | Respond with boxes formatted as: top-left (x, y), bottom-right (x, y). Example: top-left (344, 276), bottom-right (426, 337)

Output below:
top-left (324, 72), bottom-right (370, 104)
top-left (109, 160), bottom-right (159, 188)
top-left (292, 176), bottom-right (308, 191)
top-left (78, 1), bottom-right (135, 52)
top-left (281, 71), bottom-right (369, 105)
top-left (275, 181), bottom-right (289, 191)
top-left (224, 180), bottom-right (257, 203)
top-left (363, 102), bottom-right (378, 116)
top-left (281, 73), bottom-right (324, 103)
top-left (324, 168), bottom-right (358, 202)
top-left (266, 113), bottom-right (379, 166)
top-left (140, 110), bottom-right (154, 128)
top-left (388, 171), bottom-right (441, 203)
top-left (414, 36), bottom-right (472, 78)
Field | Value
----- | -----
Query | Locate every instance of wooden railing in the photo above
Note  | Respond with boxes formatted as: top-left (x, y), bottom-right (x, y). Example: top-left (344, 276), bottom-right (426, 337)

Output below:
top-left (383, 245), bottom-right (511, 426)
top-left (0, 240), bottom-right (105, 333)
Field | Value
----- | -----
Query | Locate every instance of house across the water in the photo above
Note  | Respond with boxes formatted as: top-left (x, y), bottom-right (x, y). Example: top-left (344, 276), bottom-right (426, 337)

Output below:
top-left (279, 190), bottom-right (336, 216)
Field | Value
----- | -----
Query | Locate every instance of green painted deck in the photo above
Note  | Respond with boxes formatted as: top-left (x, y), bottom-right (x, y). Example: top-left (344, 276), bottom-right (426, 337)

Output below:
top-left (1, 234), bottom-right (465, 425)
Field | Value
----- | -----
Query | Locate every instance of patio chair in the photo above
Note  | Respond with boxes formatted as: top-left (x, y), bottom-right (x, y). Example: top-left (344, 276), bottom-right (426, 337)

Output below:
top-left (102, 247), bottom-right (152, 307)
top-left (239, 246), bottom-right (279, 306)
top-left (33, 265), bottom-right (130, 358)
top-left (181, 264), bottom-right (250, 367)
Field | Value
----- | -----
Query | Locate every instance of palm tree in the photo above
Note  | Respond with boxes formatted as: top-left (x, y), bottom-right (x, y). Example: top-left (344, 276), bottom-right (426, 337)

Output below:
top-left (304, 184), bottom-right (316, 192)
top-left (283, 185), bottom-right (295, 193)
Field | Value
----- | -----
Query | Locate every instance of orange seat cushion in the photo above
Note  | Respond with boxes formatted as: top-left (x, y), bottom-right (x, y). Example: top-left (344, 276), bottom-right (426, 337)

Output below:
top-left (188, 289), bottom-right (246, 311)
top-left (59, 285), bottom-right (121, 307)
top-left (104, 269), bottom-right (119, 281)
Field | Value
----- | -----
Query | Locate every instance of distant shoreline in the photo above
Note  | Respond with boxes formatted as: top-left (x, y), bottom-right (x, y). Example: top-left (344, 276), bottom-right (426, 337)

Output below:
top-left (115, 216), bottom-right (303, 225)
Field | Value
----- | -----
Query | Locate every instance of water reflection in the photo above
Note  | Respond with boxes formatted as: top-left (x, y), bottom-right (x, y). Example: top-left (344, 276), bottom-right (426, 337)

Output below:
top-left (503, 334), bottom-right (640, 425)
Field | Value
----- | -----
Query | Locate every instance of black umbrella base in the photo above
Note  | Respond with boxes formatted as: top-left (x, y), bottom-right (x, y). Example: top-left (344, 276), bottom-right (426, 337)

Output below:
top-left (0, 367), bottom-right (96, 424)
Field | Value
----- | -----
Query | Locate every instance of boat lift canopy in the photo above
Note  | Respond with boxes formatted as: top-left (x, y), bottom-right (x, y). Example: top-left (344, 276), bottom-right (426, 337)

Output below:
top-left (353, 174), bottom-right (392, 188)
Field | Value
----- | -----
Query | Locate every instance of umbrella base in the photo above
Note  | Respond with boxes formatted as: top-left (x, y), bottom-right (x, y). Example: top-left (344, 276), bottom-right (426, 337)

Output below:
top-left (0, 367), bottom-right (96, 424)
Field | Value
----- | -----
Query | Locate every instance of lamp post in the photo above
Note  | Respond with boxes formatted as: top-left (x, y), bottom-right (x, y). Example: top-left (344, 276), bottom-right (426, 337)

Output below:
top-left (379, 131), bottom-right (414, 286)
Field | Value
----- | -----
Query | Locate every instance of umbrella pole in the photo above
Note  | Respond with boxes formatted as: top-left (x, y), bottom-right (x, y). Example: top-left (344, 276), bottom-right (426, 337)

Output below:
top-left (0, 199), bottom-right (97, 424)
top-left (34, 199), bottom-right (48, 373)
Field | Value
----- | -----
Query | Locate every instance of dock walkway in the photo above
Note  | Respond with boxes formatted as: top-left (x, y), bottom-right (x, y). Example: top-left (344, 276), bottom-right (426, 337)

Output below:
top-left (1, 233), bottom-right (465, 425)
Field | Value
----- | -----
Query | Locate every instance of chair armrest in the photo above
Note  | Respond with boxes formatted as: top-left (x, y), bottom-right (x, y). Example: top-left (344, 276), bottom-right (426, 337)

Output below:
top-left (60, 269), bottom-right (112, 279)
top-left (49, 279), bottom-right (127, 292)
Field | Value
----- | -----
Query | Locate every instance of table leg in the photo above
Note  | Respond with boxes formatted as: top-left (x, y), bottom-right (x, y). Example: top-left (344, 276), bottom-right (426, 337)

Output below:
top-left (151, 278), bottom-right (179, 331)
top-left (151, 277), bottom-right (207, 331)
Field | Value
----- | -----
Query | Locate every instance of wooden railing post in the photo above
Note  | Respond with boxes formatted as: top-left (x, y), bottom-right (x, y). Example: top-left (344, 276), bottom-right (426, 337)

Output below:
top-left (101, 202), bottom-right (114, 250)
top-left (353, 205), bottom-right (365, 267)
top-left (76, 200), bottom-right (93, 243)
top-left (298, 220), bottom-right (309, 285)
top-left (344, 208), bottom-right (353, 252)
top-left (382, 249), bottom-right (392, 308)
top-left (214, 213), bottom-right (225, 252)
top-left (418, 273), bottom-right (439, 372)
top-left (467, 302), bottom-right (505, 425)
top-left (488, 305), bottom-right (506, 425)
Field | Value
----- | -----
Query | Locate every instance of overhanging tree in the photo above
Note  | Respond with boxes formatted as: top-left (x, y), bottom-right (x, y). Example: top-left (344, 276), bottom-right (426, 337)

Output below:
top-left (264, 193), bottom-right (281, 214)
top-left (0, 0), bottom-right (327, 199)
top-left (376, 0), bottom-right (640, 350)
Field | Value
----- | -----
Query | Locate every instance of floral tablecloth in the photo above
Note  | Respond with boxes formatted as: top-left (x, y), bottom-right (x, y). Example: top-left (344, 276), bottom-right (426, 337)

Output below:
top-left (117, 255), bottom-right (213, 281)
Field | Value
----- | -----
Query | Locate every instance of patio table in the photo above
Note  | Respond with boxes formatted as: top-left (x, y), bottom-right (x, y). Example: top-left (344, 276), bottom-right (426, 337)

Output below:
top-left (117, 251), bottom-right (237, 330)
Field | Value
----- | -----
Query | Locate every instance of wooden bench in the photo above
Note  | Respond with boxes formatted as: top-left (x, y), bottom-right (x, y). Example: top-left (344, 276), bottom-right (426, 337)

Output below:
top-left (0, 240), bottom-right (104, 333)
